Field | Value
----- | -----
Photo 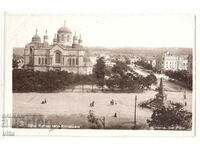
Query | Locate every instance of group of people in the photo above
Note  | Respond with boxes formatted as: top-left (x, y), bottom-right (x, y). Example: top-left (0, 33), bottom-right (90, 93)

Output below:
top-left (41, 98), bottom-right (47, 104)
top-left (110, 99), bottom-right (117, 106)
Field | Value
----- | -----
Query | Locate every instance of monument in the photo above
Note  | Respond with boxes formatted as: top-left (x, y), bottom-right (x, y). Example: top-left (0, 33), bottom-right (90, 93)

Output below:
top-left (155, 78), bottom-right (167, 102)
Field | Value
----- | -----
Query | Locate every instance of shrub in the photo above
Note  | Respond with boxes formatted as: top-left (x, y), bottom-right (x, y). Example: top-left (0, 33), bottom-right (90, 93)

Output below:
top-left (13, 69), bottom-right (94, 92)
top-left (87, 110), bottom-right (105, 129)
top-left (165, 70), bottom-right (192, 90)
top-left (147, 102), bottom-right (192, 130)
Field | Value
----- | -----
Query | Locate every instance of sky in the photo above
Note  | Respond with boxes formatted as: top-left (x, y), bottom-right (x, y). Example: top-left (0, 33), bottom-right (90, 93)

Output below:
top-left (6, 14), bottom-right (195, 51)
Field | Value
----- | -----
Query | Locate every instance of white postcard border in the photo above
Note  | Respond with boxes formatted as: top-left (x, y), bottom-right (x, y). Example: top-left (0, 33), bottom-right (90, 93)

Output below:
top-left (2, 13), bottom-right (196, 137)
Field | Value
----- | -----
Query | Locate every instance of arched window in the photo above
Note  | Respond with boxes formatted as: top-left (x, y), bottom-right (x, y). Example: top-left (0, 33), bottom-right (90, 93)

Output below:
top-left (67, 35), bottom-right (70, 42)
top-left (45, 58), bottom-right (47, 64)
top-left (61, 34), bottom-right (65, 41)
top-left (30, 46), bottom-right (34, 54)
top-left (72, 58), bottom-right (75, 66)
top-left (42, 58), bottom-right (44, 64)
top-left (76, 58), bottom-right (78, 65)
top-left (55, 52), bottom-right (61, 63)
top-left (69, 58), bottom-right (71, 66)
top-left (38, 57), bottom-right (41, 64)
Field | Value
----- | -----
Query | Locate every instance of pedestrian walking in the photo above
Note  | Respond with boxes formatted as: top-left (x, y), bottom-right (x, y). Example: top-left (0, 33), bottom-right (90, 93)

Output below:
top-left (113, 112), bottom-right (117, 118)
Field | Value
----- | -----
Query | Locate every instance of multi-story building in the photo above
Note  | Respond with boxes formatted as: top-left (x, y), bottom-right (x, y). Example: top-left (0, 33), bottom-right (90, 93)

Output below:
top-left (187, 54), bottom-right (193, 74)
top-left (144, 56), bottom-right (157, 68)
top-left (22, 22), bottom-right (93, 74)
top-left (163, 51), bottom-right (179, 71)
top-left (178, 55), bottom-right (188, 70)
top-left (158, 51), bottom-right (189, 72)
top-left (163, 51), bottom-right (188, 71)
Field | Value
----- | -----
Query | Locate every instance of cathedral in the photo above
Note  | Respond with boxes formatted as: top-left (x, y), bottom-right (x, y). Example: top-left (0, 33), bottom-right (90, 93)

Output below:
top-left (23, 21), bottom-right (93, 74)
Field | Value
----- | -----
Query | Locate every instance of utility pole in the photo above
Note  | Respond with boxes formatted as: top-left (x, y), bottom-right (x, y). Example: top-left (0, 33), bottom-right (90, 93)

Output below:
top-left (183, 91), bottom-right (186, 100)
top-left (134, 95), bottom-right (137, 128)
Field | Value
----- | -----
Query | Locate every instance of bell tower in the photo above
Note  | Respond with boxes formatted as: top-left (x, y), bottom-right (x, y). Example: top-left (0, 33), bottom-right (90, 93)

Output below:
top-left (72, 32), bottom-right (79, 48)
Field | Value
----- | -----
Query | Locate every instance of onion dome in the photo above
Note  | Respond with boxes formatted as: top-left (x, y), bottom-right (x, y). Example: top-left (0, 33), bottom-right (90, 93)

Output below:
top-left (72, 31), bottom-right (79, 48)
top-left (44, 30), bottom-right (48, 39)
top-left (73, 31), bottom-right (78, 40)
top-left (57, 21), bottom-right (72, 34)
top-left (43, 30), bottom-right (49, 47)
top-left (53, 33), bottom-right (57, 45)
top-left (32, 29), bottom-right (41, 43)
top-left (78, 34), bottom-right (82, 44)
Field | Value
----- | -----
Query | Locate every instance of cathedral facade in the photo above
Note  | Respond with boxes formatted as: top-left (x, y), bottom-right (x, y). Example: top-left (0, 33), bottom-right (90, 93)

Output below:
top-left (23, 22), bottom-right (93, 74)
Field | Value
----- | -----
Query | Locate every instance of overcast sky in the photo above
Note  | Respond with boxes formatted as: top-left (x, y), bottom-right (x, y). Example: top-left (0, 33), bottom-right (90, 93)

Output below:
top-left (6, 14), bottom-right (195, 50)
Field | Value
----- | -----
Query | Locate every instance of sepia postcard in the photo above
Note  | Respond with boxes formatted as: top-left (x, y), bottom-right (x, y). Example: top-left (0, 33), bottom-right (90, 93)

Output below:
top-left (0, 13), bottom-right (196, 136)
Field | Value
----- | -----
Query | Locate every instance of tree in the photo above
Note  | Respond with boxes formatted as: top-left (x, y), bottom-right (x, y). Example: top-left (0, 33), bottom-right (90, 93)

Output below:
top-left (145, 73), bottom-right (157, 88)
top-left (93, 57), bottom-right (106, 90)
top-left (110, 61), bottom-right (131, 90)
top-left (105, 60), bottom-right (149, 91)
top-left (112, 61), bottom-right (130, 76)
top-left (105, 74), bottom-right (120, 91)
top-left (135, 60), bottom-right (153, 70)
top-left (147, 103), bottom-right (192, 130)
top-left (13, 70), bottom-right (74, 92)
top-left (87, 110), bottom-right (105, 129)
top-left (124, 56), bottom-right (131, 64)
top-left (165, 70), bottom-right (192, 90)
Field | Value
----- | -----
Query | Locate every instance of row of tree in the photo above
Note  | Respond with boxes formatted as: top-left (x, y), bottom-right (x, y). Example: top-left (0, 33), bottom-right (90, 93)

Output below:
top-left (13, 57), bottom-right (157, 93)
top-left (13, 69), bottom-right (93, 92)
top-left (135, 60), bottom-right (153, 70)
top-left (93, 57), bottom-right (157, 92)
top-left (135, 60), bottom-right (159, 73)
top-left (165, 70), bottom-right (192, 90)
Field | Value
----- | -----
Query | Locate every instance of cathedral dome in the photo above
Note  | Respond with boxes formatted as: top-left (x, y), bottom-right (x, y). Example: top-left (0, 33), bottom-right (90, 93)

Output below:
top-left (57, 21), bottom-right (72, 34)
top-left (32, 30), bottom-right (41, 43)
